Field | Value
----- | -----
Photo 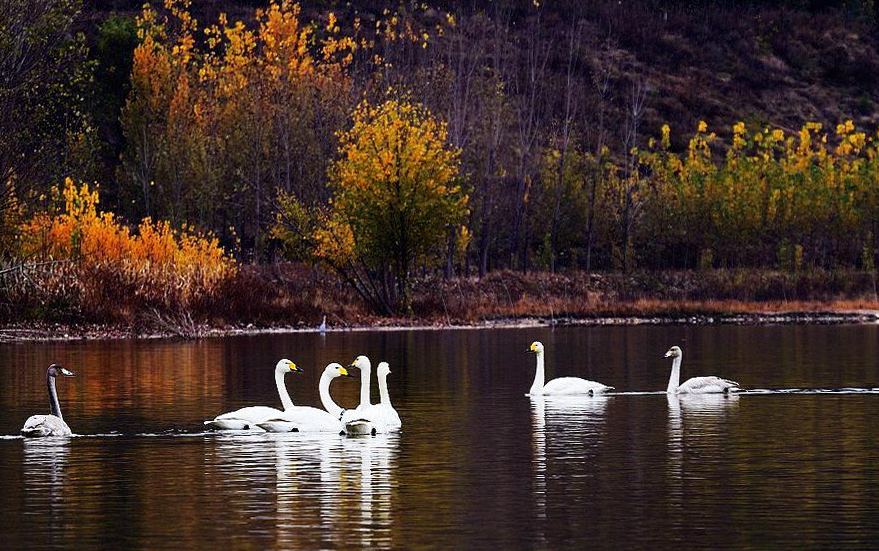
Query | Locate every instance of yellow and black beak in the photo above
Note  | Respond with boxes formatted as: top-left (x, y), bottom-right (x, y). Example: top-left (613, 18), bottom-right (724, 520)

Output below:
top-left (339, 366), bottom-right (350, 377)
top-left (289, 362), bottom-right (302, 374)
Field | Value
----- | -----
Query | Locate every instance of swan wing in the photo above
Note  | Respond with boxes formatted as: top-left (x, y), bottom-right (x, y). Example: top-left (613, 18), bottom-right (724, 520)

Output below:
top-left (257, 406), bottom-right (342, 433)
top-left (677, 376), bottom-right (740, 394)
top-left (21, 415), bottom-right (72, 437)
top-left (342, 404), bottom-right (397, 434)
top-left (384, 406), bottom-right (402, 429)
top-left (376, 404), bottom-right (402, 430)
top-left (205, 406), bottom-right (285, 429)
top-left (340, 404), bottom-right (378, 424)
top-left (541, 377), bottom-right (614, 396)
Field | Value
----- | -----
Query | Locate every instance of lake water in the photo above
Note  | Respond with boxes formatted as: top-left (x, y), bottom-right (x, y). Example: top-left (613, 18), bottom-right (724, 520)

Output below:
top-left (1, 324), bottom-right (878, 549)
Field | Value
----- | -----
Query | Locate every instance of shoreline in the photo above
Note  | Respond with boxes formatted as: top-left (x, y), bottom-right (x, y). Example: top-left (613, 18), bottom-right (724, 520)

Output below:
top-left (2, 308), bottom-right (877, 343)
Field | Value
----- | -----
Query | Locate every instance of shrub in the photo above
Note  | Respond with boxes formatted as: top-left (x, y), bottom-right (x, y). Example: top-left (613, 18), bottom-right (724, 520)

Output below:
top-left (15, 178), bottom-right (235, 321)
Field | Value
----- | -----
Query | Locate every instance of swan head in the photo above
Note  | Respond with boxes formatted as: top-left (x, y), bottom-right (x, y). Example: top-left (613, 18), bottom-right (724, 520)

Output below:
top-left (528, 341), bottom-right (544, 354)
top-left (47, 364), bottom-right (75, 377)
top-left (350, 355), bottom-right (371, 372)
top-left (276, 359), bottom-right (301, 374)
top-left (325, 362), bottom-right (350, 378)
top-left (664, 346), bottom-right (682, 359)
top-left (377, 361), bottom-right (391, 377)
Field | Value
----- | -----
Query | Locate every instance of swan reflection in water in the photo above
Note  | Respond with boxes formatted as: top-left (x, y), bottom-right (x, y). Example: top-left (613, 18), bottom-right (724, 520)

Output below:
top-left (209, 432), bottom-right (398, 549)
top-left (666, 393), bottom-right (740, 513)
top-left (531, 396), bottom-right (610, 536)
top-left (23, 438), bottom-right (71, 538)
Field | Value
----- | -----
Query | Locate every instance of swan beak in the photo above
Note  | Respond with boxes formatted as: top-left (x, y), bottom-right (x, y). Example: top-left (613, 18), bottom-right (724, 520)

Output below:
top-left (664, 351), bottom-right (672, 358)
top-left (289, 362), bottom-right (302, 374)
top-left (60, 367), bottom-right (75, 377)
top-left (339, 367), bottom-right (350, 377)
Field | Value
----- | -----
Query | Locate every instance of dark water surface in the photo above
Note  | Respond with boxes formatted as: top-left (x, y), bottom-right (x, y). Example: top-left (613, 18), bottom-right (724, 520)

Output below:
top-left (1, 325), bottom-right (878, 549)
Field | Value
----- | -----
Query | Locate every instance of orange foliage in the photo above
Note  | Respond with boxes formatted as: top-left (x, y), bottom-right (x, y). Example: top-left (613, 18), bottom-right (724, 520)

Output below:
top-left (20, 178), bottom-right (235, 317)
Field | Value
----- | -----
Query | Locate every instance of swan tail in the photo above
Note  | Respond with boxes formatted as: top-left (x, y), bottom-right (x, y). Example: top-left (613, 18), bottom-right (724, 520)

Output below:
top-left (723, 379), bottom-right (742, 391)
top-left (20, 426), bottom-right (50, 438)
top-left (345, 420), bottom-right (376, 436)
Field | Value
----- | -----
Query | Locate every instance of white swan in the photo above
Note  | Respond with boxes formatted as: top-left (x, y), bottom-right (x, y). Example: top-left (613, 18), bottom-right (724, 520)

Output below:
top-left (204, 359), bottom-right (300, 430)
top-left (372, 362), bottom-right (402, 430)
top-left (664, 346), bottom-right (740, 394)
top-left (257, 363), bottom-right (352, 433)
top-left (21, 364), bottom-right (76, 437)
top-left (527, 341), bottom-right (613, 396)
top-left (342, 355), bottom-right (392, 435)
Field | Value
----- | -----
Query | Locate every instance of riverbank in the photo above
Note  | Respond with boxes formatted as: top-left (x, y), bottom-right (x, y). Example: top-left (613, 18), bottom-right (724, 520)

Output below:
top-left (2, 266), bottom-right (877, 342)
top-left (2, 303), bottom-right (877, 343)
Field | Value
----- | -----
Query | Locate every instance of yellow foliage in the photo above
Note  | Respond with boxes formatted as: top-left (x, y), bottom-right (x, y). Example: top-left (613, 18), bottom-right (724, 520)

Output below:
top-left (21, 178), bottom-right (235, 309)
top-left (640, 120), bottom-right (879, 268)
top-left (311, 98), bottom-right (468, 309)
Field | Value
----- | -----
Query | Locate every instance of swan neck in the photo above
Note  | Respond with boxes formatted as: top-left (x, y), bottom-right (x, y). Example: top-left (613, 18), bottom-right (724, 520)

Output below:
top-left (47, 373), bottom-right (62, 419)
top-left (667, 356), bottom-right (682, 394)
top-left (359, 365), bottom-right (372, 407)
top-left (378, 372), bottom-right (391, 406)
top-left (530, 351), bottom-right (545, 395)
top-left (319, 372), bottom-right (342, 418)
top-left (275, 367), bottom-right (294, 411)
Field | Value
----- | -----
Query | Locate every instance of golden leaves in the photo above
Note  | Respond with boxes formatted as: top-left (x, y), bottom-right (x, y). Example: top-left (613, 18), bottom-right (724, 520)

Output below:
top-left (316, 98), bottom-right (468, 269)
top-left (22, 178), bottom-right (236, 305)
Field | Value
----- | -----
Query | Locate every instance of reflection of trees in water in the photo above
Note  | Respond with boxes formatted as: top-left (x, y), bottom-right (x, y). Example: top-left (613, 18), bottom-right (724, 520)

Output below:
top-left (0, 341), bottom-right (228, 433)
top-left (208, 433), bottom-right (399, 549)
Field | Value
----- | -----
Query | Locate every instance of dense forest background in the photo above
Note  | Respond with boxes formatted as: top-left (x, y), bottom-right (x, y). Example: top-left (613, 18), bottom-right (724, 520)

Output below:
top-left (3, 0), bottom-right (879, 321)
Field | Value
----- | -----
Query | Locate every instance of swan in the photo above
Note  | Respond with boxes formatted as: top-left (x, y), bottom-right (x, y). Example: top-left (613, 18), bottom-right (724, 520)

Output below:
top-left (257, 363), bottom-right (352, 433)
top-left (341, 355), bottom-right (391, 435)
top-left (204, 359), bottom-right (300, 430)
top-left (21, 364), bottom-right (76, 437)
top-left (664, 346), bottom-right (740, 394)
top-left (372, 361), bottom-right (402, 430)
top-left (527, 341), bottom-right (613, 396)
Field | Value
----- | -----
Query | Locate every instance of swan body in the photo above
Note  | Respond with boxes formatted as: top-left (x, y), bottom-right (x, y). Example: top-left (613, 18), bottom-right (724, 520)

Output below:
top-left (205, 359), bottom-right (300, 430)
top-left (342, 356), bottom-right (395, 435)
top-left (374, 362), bottom-right (402, 429)
top-left (257, 363), bottom-right (352, 433)
top-left (21, 415), bottom-right (71, 438)
top-left (664, 346), bottom-right (740, 394)
top-left (21, 364), bottom-right (76, 438)
top-left (527, 341), bottom-right (613, 396)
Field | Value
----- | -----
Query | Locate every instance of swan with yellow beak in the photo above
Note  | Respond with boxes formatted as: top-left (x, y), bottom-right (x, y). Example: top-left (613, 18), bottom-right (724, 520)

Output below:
top-left (527, 341), bottom-right (613, 396)
top-left (257, 363), bottom-right (353, 433)
top-left (205, 359), bottom-right (301, 430)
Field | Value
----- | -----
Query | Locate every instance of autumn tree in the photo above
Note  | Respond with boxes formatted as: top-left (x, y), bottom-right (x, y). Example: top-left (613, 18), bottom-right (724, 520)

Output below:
top-left (120, 0), bottom-right (356, 259)
top-left (0, 0), bottom-right (97, 252)
top-left (304, 98), bottom-right (468, 313)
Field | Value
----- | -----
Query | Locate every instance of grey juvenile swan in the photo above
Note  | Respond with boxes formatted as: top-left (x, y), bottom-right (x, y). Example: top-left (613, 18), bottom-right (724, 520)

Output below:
top-left (21, 364), bottom-right (77, 437)
top-left (664, 346), bottom-right (740, 394)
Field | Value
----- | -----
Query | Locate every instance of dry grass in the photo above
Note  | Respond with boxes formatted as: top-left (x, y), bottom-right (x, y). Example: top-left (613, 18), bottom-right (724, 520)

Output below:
top-left (2, 263), bottom-right (877, 331)
top-left (410, 269), bottom-right (879, 322)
